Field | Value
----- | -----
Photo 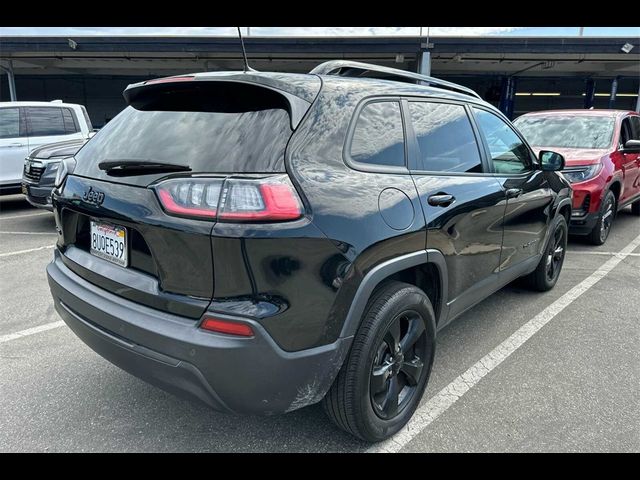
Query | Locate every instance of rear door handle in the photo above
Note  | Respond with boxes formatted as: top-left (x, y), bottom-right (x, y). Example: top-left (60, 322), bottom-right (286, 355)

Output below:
top-left (8, 143), bottom-right (25, 148)
top-left (505, 188), bottom-right (523, 199)
top-left (427, 193), bottom-right (455, 207)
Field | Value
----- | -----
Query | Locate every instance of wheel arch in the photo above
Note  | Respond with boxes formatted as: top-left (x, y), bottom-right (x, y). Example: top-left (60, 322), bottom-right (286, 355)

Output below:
top-left (556, 197), bottom-right (572, 224)
top-left (339, 250), bottom-right (448, 339)
top-left (608, 180), bottom-right (622, 206)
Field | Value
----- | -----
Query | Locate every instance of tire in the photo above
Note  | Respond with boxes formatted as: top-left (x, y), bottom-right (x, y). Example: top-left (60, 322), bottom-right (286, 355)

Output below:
top-left (632, 199), bottom-right (640, 216)
top-left (323, 281), bottom-right (436, 442)
top-left (588, 190), bottom-right (616, 245)
top-left (524, 214), bottom-right (568, 292)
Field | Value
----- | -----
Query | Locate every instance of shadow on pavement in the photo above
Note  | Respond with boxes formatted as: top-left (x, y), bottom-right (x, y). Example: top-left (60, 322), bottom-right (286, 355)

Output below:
top-left (0, 194), bottom-right (37, 215)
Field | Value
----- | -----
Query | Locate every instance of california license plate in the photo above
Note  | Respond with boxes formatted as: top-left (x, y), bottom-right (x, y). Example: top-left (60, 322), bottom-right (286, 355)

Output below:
top-left (90, 220), bottom-right (128, 267)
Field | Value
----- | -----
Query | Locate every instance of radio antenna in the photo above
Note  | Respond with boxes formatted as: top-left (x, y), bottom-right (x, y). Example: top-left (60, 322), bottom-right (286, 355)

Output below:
top-left (237, 27), bottom-right (255, 72)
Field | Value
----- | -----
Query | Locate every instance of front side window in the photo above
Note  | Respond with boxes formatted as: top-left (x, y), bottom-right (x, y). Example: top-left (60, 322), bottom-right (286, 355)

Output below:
top-left (350, 101), bottom-right (405, 168)
top-left (26, 107), bottom-right (69, 137)
top-left (409, 101), bottom-right (483, 173)
top-left (0, 108), bottom-right (20, 139)
top-left (620, 118), bottom-right (632, 148)
top-left (629, 116), bottom-right (640, 141)
top-left (474, 108), bottom-right (532, 174)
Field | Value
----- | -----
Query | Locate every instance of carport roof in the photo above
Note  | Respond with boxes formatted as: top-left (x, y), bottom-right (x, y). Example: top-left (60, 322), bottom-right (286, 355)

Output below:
top-left (1, 35), bottom-right (639, 78)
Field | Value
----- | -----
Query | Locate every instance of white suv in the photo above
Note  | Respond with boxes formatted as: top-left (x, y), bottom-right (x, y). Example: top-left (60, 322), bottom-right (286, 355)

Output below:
top-left (0, 101), bottom-right (93, 194)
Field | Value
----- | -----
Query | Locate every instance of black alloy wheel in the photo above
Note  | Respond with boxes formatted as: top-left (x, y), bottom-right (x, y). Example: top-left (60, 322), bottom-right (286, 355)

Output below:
top-left (369, 310), bottom-right (427, 420)
top-left (545, 224), bottom-right (566, 284)
top-left (598, 194), bottom-right (615, 244)
top-left (323, 281), bottom-right (436, 442)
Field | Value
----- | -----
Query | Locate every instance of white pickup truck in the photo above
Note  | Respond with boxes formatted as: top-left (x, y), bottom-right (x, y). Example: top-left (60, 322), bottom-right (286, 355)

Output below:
top-left (0, 101), bottom-right (94, 195)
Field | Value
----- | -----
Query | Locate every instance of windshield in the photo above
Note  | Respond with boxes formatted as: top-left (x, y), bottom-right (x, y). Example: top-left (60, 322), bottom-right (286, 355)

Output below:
top-left (513, 115), bottom-right (615, 150)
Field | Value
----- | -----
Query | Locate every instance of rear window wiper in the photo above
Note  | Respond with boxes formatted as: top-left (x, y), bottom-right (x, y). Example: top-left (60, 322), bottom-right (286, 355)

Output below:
top-left (98, 160), bottom-right (192, 176)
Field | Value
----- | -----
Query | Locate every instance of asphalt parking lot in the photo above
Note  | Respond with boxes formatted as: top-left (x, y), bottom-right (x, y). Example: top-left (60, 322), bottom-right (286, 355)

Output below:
top-left (1, 193), bottom-right (638, 452)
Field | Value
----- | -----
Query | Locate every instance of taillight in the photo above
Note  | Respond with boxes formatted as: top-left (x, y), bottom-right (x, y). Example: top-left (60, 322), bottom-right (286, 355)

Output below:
top-left (200, 317), bottom-right (254, 337)
top-left (154, 174), bottom-right (303, 222)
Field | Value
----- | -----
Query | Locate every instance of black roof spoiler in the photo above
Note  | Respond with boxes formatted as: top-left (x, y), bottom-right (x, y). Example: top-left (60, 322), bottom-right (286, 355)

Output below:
top-left (310, 60), bottom-right (482, 99)
top-left (123, 74), bottom-right (317, 130)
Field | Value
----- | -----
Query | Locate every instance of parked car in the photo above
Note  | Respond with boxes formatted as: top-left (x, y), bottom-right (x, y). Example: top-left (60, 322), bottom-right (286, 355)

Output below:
top-left (0, 101), bottom-right (94, 195)
top-left (46, 62), bottom-right (572, 442)
top-left (514, 110), bottom-right (640, 245)
top-left (22, 138), bottom-right (89, 210)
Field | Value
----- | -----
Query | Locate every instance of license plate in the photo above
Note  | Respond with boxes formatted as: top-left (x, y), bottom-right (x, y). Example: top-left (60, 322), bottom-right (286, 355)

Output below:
top-left (21, 184), bottom-right (28, 195)
top-left (90, 220), bottom-right (128, 267)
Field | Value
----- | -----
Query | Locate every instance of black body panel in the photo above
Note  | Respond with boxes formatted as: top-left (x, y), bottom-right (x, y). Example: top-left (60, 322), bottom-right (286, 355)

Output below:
top-left (55, 175), bottom-right (215, 317)
top-left (411, 174), bottom-right (506, 304)
top-left (48, 252), bottom-right (351, 414)
top-left (494, 171), bottom-right (556, 271)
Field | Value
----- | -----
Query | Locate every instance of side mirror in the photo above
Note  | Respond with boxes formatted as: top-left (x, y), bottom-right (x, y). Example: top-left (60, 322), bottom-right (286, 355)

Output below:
top-left (623, 139), bottom-right (640, 153)
top-left (539, 150), bottom-right (565, 172)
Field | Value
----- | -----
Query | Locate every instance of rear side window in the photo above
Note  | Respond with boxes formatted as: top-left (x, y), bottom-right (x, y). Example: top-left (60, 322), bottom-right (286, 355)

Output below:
top-left (74, 82), bottom-right (293, 173)
top-left (62, 108), bottom-right (80, 134)
top-left (408, 101), bottom-right (482, 173)
top-left (27, 107), bottom-right (78, 136)
top-left (0, 108), bottom-right (21, 139)
top-left (350, 101), bottom-right (405, 168)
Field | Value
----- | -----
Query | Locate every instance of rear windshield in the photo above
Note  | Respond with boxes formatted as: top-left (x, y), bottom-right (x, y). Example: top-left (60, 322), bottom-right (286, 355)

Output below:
top-left (74, 82), bottom-right (292, 174)
top-left (513, 115), bottom-right (615, 150)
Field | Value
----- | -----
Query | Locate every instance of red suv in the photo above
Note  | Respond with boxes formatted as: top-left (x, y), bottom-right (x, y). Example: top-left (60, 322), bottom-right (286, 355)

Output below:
top-left (514, 110), bottom-right (640, 245)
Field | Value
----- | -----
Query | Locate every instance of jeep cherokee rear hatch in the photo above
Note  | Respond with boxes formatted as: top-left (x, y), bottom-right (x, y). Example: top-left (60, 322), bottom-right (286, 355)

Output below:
top-left (54, 74), bottom-right (319, 318)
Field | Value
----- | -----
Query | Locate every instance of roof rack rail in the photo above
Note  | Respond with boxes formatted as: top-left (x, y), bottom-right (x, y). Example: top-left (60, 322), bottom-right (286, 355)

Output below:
top-left (309, 60), bottom-right (482, 100)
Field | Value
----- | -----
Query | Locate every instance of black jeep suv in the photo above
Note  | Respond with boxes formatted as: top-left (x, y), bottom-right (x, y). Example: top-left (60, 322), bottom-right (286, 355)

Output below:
top-left (47, 61), bottom-right (572, 442)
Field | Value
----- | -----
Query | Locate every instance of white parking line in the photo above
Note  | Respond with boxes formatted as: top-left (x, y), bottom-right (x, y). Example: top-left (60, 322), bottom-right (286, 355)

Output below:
top-left (0, 231), bottom-right (57, 235)
top-left (0, 211), bottom-right (51, 220)
top-left (0, 321), bottom-right (65, 344)
top-left (0, 245), bottom-right (55, 258)
top-left (568, 250), bottom-right (640, 257)
top-left (368, 232), bottom-right (640, 453)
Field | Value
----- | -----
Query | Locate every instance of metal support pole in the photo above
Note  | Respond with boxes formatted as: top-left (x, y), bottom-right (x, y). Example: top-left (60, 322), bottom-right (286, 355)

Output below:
top-left (417, 27), bottom-right (431, 77)
top-left (507, 77), bottom-right (517, 119)
top-left (499, 76), bottom-right (511, 116)
top-left (418, 50), bottom-right (431, 76)
top-left (608, 76), bottom-right (619, 109)
top-left (584, 78), bottom-right (596, 109)
top-left (0, 61), bottom-right (17, 101)
top-left (636, 83), bottom-right (640, 113)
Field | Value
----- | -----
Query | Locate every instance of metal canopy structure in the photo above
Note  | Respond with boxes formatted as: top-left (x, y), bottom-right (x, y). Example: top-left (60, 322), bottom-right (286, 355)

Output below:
top-left (2, 35), bottom-right (638, 78)
top-left (2, 35), bottom-right (638, 124)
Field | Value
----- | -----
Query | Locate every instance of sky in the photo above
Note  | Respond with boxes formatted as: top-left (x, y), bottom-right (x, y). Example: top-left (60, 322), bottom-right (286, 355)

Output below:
top-left (1, 26), bottom-right (639, 37)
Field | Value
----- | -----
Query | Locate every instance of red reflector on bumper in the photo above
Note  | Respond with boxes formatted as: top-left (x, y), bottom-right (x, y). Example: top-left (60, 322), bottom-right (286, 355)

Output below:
top-left (200, 318), bottom-right (254, 337)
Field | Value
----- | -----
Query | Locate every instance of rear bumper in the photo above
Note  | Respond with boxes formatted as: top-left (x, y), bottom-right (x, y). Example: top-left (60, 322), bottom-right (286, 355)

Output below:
top-left (47, 249), bottom-right (351, 414)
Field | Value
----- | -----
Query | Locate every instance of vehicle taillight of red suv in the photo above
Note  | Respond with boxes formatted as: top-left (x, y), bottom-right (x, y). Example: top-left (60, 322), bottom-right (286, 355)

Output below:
top-left (514, 109), bottom-right (640, 245)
